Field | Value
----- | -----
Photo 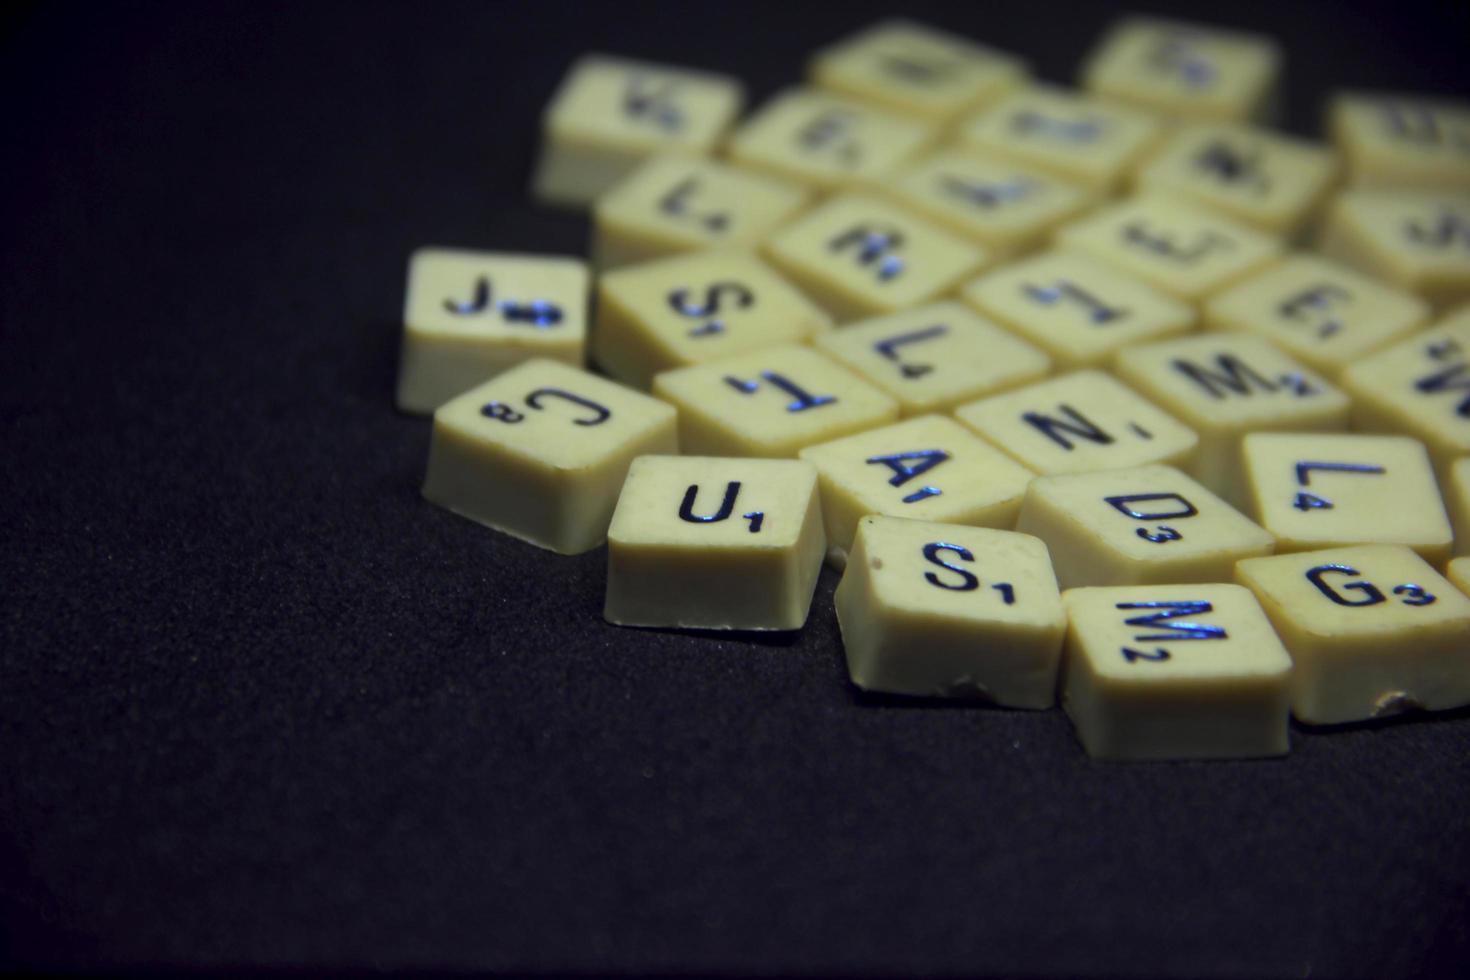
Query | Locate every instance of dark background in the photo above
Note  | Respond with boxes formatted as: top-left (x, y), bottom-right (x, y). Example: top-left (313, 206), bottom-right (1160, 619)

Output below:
top-left (3, 0), bottom-right (1469, 974)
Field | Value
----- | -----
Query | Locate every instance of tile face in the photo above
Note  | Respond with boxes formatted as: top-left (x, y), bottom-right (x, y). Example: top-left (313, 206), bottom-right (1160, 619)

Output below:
top-left (725, 88), bottom-right (936, 192)
top-left (397, 248), bottom-right (589, 415)
top-left (1133, 123), bottom-right (1339, 236)
top-left (1016, 464), bottom-right (1274, 589)
top-left (814, 301), bottom-right (1051, 417)
top-left (835, 516), bottom-right (1065, 707)
top-left (1341, 308), bottom-right (1470, 472)
top-left (1241, 432), bottom-right (1453, 565)
top-left (532, 55), bottom-right (744, 207)
top-left (961, 250), bottom-right (1195, 370)
top-left (591, 155), bottom-right (810, 269)
top-left (762, 193), bottom-right (986, 321)
top-left (604, 456), bottom-right (824, 631)
top-left (652, 344), bottom-right (899, 458)
top-left (799, 414), bottom-right (1034, 567)
top-left (809, 19), bottom-right (1028, 124)
top-left (422, 359), bottom-right (678, 555)
top-left (883, 148), bottom-right (1092, 258)
top-left (1318, 190), bottom-right (1470, 311)
top-left (954, 370), bottom-right (1197, 477)
top-left (955, 85), bottom-right (1163, 193)
top-left (1329, 92), bottom-right (1470, 191)
top-left (1114, 333), bottom-right (1349, 505)
top-left (1204, 254), bottom-right (1429, 378)
top-left (1056, 194), bottom-right (1282, 302)
top-left (1236, 545), bottom-right (1470, 724)
top-left (593, 250), bottom-right (831, 389)
top-left (1079, 17), bottom-right (1281, 123)
top-left (1061, 584), bottom-right (1293, 760)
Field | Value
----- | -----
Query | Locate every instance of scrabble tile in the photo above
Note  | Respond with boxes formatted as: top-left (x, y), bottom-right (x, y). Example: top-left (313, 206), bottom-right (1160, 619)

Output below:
top-left (422, 359), bottom-right (677, 555)
top-left (1318, 189), bottom-right (1470, 311)
top-left (954, 85), bottom-right (1164, 194)
top-left (652, 344), bottom-right (898, 458)
top-left (1114, 333), bottom-right (1350, 506)
top-left (1016, 464), bottom-right (1274, 589)
top-left (954, 369), bottom-right (1197, 477)
top-left (396, 248), bottom-right (589, 415)
top-left (881, 148), bottom-right (1093, 259)
top-left (1341, 307), bottom-right (1470, 473)
top-left (1445, 457), bottom-right (1470, 557)
top-left (762, 193), bottom-right (986, 322)
top-left (1236, 545), bottom-right (1470, 724)
top-left (1060, 584), bottom-right (1293, 760)
top-left (593, 250), bottom-right (832, 389)
top-left (531, 55), bottom-right (744, 208)
top-left (604, 455), bottom-right (824, 631)
top-left (808, 19), bottom-right (1028, 125)
top-left (1204, 253), bottom-right (1429, 378)
top-left (1240, 432), bottom-right (1454, 566)
top-left (724, 88), bottom-right (936, 193)
top-left (1078, 16), bottom-right (1281, 123)
top-left (1056, 194), bottom-right (1282, 302)
top-left (813, 301), bottom-right (1051, 418)
top-left (591, 155), bottom-right (810, 269)
top-left (961, 250), bottom-right (1195, 370)
top-left (798, 414), bottom-right (1034, 567)
top-left (1132, 123), bottom-right (1339, 237)
top-left (835, 516), bottom-right (1065, 706)
top-left (1329, 92), bottom-right (1470, 191)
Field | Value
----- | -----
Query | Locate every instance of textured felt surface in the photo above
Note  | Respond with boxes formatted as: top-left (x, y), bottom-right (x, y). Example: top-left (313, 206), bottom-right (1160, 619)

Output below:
top-left (3, 0), bottom-right (1470, 974)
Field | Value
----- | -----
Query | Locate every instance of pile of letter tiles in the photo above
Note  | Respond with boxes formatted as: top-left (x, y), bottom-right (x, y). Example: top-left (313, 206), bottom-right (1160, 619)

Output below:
top-left (399, 15), bottom-right (1470, 761)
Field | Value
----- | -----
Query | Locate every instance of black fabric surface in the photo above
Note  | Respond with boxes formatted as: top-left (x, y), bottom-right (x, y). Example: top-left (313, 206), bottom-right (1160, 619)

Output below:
top-left (3, 1), bottom-right (1470, 974)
